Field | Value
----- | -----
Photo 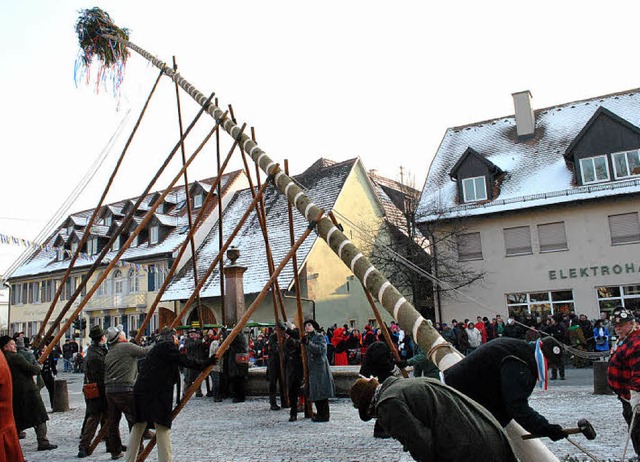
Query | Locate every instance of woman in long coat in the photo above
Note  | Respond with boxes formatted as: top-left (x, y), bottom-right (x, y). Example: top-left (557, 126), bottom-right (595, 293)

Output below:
top-left (124, 328), bottom-right (214, 462)
top-left (0, 339), bottom-right (24, 462)
top-left (303, 320), bottom-right (335, 422)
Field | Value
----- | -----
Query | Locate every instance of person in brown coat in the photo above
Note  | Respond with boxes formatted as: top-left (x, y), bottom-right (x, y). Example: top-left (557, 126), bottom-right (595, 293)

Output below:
top-left (0, 336), bottom-right (25, 462)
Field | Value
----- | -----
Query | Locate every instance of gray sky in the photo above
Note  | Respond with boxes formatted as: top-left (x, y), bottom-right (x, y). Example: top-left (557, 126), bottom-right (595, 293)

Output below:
top-left (2, 1), bottom-right (640, 275)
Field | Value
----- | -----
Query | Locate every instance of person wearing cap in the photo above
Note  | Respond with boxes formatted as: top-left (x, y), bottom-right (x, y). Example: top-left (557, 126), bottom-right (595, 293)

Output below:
top-left (78, 325), bottom-right (111, 458)
top-left (350, 376), bottom-right (517, 461)
top-left (104, 326), bottom-right (150, 460)
top-left (183, 329), bottom-right (206, 398)
top-left (302, 319), bottom-right (335, 422)
top-left (123, 327), bottom-right (217, 462)
top-left (608, 306), bottom-right (640, 456)
top-left (443, 336), bottom-right (566, 442)
top-left (0, 336), bottom-right (26, 461)
top-left (0, 335), bottom-right (57, 452)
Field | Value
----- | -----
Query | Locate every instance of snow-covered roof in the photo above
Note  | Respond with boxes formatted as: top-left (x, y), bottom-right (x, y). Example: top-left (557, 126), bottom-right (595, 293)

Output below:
top-left (417, 88), bottom-right (640, 222)
top-left (8, 171), bottom-right (244, 280)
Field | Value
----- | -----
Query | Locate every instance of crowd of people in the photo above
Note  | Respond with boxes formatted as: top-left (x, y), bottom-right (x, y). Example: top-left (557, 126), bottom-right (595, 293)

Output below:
top-left (1, 306), bottom-right (639, 461)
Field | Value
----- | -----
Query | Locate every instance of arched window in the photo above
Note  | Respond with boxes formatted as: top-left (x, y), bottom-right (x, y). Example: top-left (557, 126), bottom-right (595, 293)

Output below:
top-left (113, 270), bottom-right (124, 295)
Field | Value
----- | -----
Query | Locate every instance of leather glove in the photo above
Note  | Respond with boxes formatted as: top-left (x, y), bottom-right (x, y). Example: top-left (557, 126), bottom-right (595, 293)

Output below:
top-left (545, 424), bottom-right (566, 441)
top-left (630, 390), bottom-right (640, 413)
top-left (396, 359), bottom-right (408, 369)
top-left (207, 355), bottom-right (219, 366)
top-left (301, 335), bottom-right (309, 345)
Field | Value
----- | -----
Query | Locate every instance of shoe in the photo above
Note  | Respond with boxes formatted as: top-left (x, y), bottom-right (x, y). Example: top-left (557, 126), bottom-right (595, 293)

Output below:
top-left (550, 377), bottom-right (557, 380)
top-left (270, 403), bottom-right (281, 411)
top-left (560, 377), bottom-right (565, 380)
top-left (195, 392), bottom-right (204, 397)
top-left (206, 392), bottom-right (213, 397)
top-left (289, 415), bottom-right (297, 422)
top-left (111, 453), bottom-right (124, 460)
top-left (232, 398), bottom-right (245, 403)
top-left (311, 416), bottom-right (329, 423)
top-left (77, 449), bottom-right (88, 458)
top-left (37, 444), bottom-right (58, 451)
top-left (18, 431), bottom-right (26, 439)
top-left (282, 403), bottom-right (291, 408)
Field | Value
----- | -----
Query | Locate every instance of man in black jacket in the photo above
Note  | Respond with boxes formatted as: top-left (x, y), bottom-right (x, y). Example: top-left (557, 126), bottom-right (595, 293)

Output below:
top-left (443, 337), bottom-right (566, 441)
top-left (78, 326), bottom-right (111, 458)
top-left (123, 327), bottom-right (216, 462)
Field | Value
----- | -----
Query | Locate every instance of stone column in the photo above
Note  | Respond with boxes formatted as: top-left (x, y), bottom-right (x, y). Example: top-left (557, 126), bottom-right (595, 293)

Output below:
top-left (223, 247), bottom-right (247, 326)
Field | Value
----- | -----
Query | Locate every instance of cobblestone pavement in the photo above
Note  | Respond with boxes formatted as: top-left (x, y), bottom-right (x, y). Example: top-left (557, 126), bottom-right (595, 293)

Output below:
top-left (18, 369), bottom-right (630, 461)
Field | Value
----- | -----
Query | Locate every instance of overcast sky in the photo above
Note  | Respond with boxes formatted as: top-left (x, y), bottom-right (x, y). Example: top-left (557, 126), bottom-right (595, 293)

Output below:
top-left (2, 1), bottom-right (640, 276)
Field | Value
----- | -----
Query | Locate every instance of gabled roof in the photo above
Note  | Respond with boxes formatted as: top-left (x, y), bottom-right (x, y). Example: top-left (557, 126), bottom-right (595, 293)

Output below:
top-left (417, 88), bottom-right (640, 222)
top-left (449, 147), bottom-right (503, 178)
top-left (152, 213), bottom-right (178, 228)
top-left (8, 170), bottom-right (244, 279)
top-left (162, 158), bottom-right (421, 301)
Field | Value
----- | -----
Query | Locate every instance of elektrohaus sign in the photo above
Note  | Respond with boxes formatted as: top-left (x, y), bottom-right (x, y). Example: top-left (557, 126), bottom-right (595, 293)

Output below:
top-left (549, 262), bottom-right (638, 280)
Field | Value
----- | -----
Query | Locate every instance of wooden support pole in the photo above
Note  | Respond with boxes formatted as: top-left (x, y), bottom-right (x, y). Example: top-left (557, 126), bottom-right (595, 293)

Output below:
top-left (284, 159), bottom-right (313, 417)
top-left (35, 70), bottom-right (164, 348)
top-left (137, 211), bottom-right (322, 462)
top-left (214, 97), bottom-right (226, 324)
top-left (39, 98), bottom-right (221, 364)
top-left (172, 56), bottom-right (204, 327)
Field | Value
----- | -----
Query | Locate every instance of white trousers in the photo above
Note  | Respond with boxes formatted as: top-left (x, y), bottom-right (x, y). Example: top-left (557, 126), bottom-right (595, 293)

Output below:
top-left (124, 422), bottom-right (172, 462)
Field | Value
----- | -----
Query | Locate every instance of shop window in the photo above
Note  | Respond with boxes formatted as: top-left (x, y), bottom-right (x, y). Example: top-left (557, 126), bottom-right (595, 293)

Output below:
top-left (597, 283), bottom-right (640, 314)
top-left (506, 290), bottom-right (574, 318)
top-left (457, 232), bottom-right (483, 261)
top-left (609, 212), bottom-right (640, 245)
top-left (538, 222), bottom-right (568, 252)
top-left (580, 155), bottom-right (610, 184)
top-left (504, 226), bottom-right (532, 256)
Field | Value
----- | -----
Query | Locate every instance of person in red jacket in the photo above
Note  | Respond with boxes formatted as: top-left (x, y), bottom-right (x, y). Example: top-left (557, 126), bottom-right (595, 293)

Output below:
top-left (0, 336), bottom-right (25, 462)
top-left (475, 316), bottom-right (487, 344)
top-left (331, 328), bottom-right (349, 366)
top-left (608, 306), bottom-right (640, 457)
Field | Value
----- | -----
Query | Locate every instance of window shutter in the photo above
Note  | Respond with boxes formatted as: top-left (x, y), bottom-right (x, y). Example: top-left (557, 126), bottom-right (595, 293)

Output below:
top-left (504, 226), bottom-right (532, 256)
top-left (538, 222), bottom-right (568, 252)
top-left (457, 232), bottom-right (483, 260)
top-left (609, 213), bottom-right (640, 244)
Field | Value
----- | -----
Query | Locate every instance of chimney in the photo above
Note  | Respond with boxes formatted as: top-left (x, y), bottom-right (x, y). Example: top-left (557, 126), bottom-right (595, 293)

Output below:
top-left (223, 246), bottom-right (247, 326)
top-left (512, 90), bottom-right (535, 138)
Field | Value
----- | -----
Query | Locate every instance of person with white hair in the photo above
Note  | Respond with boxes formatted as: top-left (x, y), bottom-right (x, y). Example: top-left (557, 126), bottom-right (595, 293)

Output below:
top-left (104, 326), bottom-right (150, 460)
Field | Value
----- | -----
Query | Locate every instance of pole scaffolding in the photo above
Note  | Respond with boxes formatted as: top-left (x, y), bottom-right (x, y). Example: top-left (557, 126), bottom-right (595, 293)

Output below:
top-left (34, 69), bottom-right (164, 349)
top-left (38, 96), bottom-right (220, 364)
top-left (37, 93), bottom-right (215, 360)
top-left (96, 31), bottom-right (560, 462)
top-left (137, 212), bottom-right (322, 462)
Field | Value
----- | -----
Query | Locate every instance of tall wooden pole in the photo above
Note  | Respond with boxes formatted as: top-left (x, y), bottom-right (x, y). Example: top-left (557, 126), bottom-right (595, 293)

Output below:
top-left (214, 98), bottom-right (226, 324)
top-left (284, 159), bottom-right (313, 417)
top-left (172, 56), bottom-right (204, 327)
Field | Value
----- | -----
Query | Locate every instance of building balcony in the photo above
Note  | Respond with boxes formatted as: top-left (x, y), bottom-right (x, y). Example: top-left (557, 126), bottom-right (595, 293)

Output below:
top-left (84, 292), bottom-right (147, 311)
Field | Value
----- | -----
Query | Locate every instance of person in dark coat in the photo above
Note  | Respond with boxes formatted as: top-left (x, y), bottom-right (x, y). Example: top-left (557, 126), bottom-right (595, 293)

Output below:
top-left (78, 326), bottom-right (111, 458)
top-left (281, 323), bottom-right (304, 422)
top-left (224, 329), bottom-right (250, 403)
top-left (266, 326), bottom-right (285, 410)
top-left (37, 338), bottom-right (57, 409)
top-left (350, 376), bottom-right (517, 462)
top-left (0, 337), bottom-right (25, 462)
top-left (443, 337), bottom-right (566, 441)
top-left (302, 319), bottom-right (335, 422)
top-left (0, 336), bottom-right (57, 451)
top-left (123, 327), bottom-right (216, 462)
top-left (182, 329), bottom-right (206, 398)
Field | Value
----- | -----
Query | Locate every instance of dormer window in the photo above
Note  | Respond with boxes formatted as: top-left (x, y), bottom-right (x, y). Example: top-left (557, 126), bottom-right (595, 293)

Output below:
top-left (150, 225), bottom-right (159, 244)
top-left (580, 155), bottom-right (610, 184)
top-left (112, 237), bottom-right (120, 252)
top-left (131, 234), bottom-right (139, 247)
top-left (105, 215), bottom-right (112, 226)
top-left (67, 224), bottom-right (74, 234)
top-left (612, 150), bottom-right (640, 179)
top-left (194, 193), bottom-right (203, 209)
top-left (71, 241), bottom-right (79, 255)
top-left (462, 176), bottom-right (487, 203)
top-left (86, 236), bottom-right (99, 255)
top-left (57, 248), bottom-right (66, 261)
